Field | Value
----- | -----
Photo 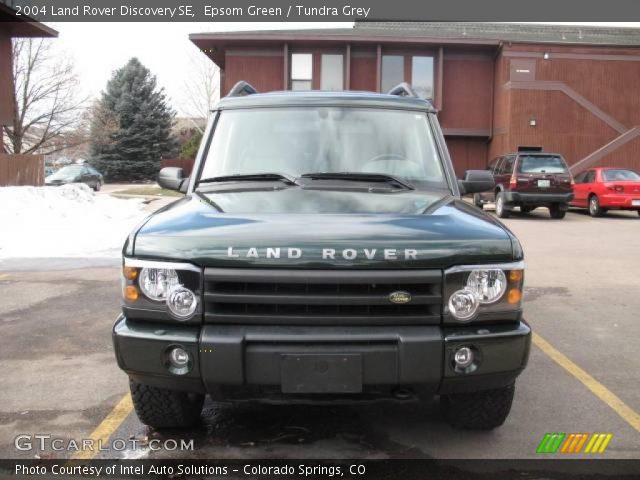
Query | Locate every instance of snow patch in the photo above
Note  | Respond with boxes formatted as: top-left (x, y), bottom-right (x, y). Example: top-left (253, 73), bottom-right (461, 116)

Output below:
top-left (0, 184), bottom-right (148, 259)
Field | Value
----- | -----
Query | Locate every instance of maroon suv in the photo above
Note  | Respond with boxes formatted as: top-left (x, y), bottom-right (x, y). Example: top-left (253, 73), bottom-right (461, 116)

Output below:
top-left (474, 152), bottom-right (574, 219)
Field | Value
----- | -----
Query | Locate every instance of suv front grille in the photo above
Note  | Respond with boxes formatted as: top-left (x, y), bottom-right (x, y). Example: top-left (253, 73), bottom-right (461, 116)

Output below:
top-left (203, 268), bottom-right (442, 325)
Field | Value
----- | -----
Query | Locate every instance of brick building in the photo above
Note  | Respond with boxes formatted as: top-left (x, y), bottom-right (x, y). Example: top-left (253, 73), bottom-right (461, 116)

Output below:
top-left (190, 22), bottom-right (640, 175)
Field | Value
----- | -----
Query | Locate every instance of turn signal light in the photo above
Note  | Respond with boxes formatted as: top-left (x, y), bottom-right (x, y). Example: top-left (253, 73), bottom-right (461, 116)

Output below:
top-left (507, 288), bottom-right (522, 304)
top-left (124, 285), bottom-right (139, 301)
top-left (509, 270), bottom-right (524, 282)
top-left (123, 266), bottom-right (138, 280)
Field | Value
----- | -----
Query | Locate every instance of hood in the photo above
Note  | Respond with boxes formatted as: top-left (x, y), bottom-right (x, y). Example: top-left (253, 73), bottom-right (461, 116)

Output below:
top-left (131, 188), bottom-right (517, 269)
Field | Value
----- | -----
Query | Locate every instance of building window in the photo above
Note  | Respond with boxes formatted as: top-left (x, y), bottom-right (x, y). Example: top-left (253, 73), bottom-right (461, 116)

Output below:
top-left (381, 55), bottom-right (404, 93)
top-left (320, 54), bottom-right (344, 90)
top-left (291, 53), bottom-right (313, 90)
top-left (411, 56), bottom-right (434, 99)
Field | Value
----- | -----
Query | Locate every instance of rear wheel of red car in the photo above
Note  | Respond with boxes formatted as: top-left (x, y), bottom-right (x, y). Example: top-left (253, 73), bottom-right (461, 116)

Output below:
top-left (495, 192), bottom-right (510, 218)
top-left (588, 195), bottom-right (605, 217)
top-left (549, 205), bottom-right (566, 219)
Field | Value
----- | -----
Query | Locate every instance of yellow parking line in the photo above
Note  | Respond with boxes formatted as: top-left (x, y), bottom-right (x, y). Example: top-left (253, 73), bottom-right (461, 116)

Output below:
top-left (533, 332), bottom-right (640, 433)
top-left (0, 274), bottom-right (10, 280)
top-left (70, 394), bottom-right (133, 460)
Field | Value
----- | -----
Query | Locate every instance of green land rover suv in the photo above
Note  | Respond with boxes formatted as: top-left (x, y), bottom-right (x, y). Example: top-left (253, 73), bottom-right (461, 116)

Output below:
top-left (113, 82), bottom-right (531, 430)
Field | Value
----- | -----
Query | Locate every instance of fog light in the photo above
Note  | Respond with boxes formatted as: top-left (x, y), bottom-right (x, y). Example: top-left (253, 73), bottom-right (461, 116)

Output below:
top-left (166, 285), bottom-right (198, 319)
top-left (169, 347), bottom-right (190, 368)
top-left (167, 347), bottom-right (191, 375)
top-left (454, 347), bottom-right (474, 368)
top-left (448, 288), bottom-right (479, 321)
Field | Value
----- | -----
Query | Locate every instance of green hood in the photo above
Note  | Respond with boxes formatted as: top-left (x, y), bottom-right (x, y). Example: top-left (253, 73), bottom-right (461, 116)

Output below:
top-left (130, 188), bottom-right (518, 269)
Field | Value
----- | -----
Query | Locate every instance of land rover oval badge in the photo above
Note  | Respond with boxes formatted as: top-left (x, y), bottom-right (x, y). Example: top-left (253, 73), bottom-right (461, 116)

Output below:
top-left (389, 291), bottom-right (411, 304)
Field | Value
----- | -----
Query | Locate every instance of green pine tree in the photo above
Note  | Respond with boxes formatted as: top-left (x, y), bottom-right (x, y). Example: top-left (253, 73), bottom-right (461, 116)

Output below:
top-left (179, 130), bottom-right (203, 160)
top-left (89, 58), bottom-right (177, 181)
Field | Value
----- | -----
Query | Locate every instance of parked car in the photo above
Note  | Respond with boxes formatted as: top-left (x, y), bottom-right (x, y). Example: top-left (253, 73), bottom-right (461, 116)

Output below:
top-left (113, 82), bottom-right (531, 431)
top-left (474, 152), bottom-right (574, 219)
top-left (45, 164), bottom-right (104, 191)
top-left (571, 167), bottom-right (640, 217)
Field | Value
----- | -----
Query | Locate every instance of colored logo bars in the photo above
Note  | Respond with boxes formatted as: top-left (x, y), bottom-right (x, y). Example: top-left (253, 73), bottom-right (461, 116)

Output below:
top-left (536, 433), bottom-right (613, 454)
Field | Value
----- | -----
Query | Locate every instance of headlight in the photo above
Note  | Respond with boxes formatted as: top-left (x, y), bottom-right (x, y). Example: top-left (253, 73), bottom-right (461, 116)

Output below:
top-left (121, 260), bottom-right (202, 322)
top-left (166, 285), bottom-right (198, 319)
top-left (139, 268), bottom-right (179, 301)
top-left (466, 269), bottom-right (507, 304)
top-left (448, 288), bottom-right (479, 321)
top-left (444, 262), bottom-right (524, 324)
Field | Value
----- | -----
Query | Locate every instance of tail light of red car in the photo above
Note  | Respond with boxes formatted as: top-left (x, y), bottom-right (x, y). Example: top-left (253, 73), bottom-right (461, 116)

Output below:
top-left (509, 174), bottom-right (517, 188)
top-left (605, 183), bottom-right (624, 192)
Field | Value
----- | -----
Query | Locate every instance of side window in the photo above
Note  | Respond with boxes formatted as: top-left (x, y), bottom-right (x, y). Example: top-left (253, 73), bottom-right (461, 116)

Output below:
top-left (502, 156), bottom-right (515, 174)
top-left (585, 171), bottom-right (596, 184)
top-left (487, 157), bottom-right (499, 172)
top-left (574, 172), bottom-right (587, 184)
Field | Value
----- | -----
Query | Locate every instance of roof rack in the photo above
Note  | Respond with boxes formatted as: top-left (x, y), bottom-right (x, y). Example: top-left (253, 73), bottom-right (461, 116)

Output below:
top-left (387, 82), bottom-right (418, 97)
top-left (227, 81), bottom-right (258, 97)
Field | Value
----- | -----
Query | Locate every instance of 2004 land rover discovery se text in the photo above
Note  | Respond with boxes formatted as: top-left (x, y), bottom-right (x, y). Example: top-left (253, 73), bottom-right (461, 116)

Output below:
top-left (113, 82), bottom-right (531, 430)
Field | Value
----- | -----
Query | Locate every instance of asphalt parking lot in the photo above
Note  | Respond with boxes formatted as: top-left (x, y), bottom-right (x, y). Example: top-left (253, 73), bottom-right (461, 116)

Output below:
top-left (0, 206), bottom-right (638, 462)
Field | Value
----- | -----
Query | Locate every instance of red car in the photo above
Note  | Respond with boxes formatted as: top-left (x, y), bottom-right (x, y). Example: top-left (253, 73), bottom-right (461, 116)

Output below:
top-left (571, 167), bottom-right (640, 217)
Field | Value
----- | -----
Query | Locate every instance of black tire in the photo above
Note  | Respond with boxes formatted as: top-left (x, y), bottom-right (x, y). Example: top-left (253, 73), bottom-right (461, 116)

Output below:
top-left (94, 181), bottom-right (102, 192)
top-left (442, 384), bottom-right (515, 430)
top-left (129, 380), bottom-right (204, 429)
top-left (549, 205), bottom-right (566, 219)
top-left (588, 195), bottom-right (605, 217)
top-left (495, 192), bottom-right (510, 218)
top-left (473, 193), bottom-right (484, 210)
top-left (637, 210), bottom-right (640, 217)
top-left (520, 206), bottom-right (535, 214)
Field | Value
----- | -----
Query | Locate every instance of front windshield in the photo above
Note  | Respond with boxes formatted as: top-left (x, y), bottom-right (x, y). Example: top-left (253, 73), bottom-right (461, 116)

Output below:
top-left (199, 107), bottom-right (447, 188)
top-left (49, 165), bottom-right (83, 180)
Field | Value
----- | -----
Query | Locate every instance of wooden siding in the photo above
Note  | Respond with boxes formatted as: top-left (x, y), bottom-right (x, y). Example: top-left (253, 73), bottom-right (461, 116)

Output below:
top-left (0, 34), bottom-right (13, 128)
top-left (445, 137), bottom-right (488, 176)
top-left (224, 51), bottom-right (284, 94)
top-left (0, 154), bottom-right (44, 186)
top-left (349, 53), bottom-right (377, 91)
top-left (492, 44), bottom-right (640, 170)
top-left (439, 55), bottom-right (493, 131)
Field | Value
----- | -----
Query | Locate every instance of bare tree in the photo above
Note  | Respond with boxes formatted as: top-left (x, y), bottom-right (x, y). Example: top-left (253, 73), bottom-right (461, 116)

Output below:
top-left (2, 38), bottom-right (87, 155)
top-left (180, 49), bottom-right (220, 132)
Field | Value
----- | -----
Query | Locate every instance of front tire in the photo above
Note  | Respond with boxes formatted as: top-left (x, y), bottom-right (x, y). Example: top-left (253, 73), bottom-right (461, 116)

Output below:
top-left (588, 195), bottom-right (605, 217)
top-left (473, 193), bottom-right (484, 210)
top-left (495, 192), bottom-right (510, 218)
top-left (442, 384), bottom-right (515, 430)
top-left (130, 380), bottom-right (204, 429)
top-left (94, 181), bottom-right (102, 192)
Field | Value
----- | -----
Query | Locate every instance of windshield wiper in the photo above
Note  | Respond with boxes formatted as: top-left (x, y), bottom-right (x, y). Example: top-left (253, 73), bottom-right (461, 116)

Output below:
top-left (300, 172), bottom-right (414, 190)
top-left (198, 172), bottom-right (299, 186)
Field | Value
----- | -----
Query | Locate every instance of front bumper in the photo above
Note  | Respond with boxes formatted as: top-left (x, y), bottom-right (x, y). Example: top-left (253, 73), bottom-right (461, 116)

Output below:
top-left (504, 191), bottom-right (573, 206)
top-left (113, 316), bottom-right (531, 397)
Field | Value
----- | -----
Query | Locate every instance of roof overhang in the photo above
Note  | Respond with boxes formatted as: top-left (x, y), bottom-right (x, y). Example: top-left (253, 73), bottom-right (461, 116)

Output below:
top-left (189, 31), bottom-right (500, 69)
top-left (0, 3), bottom-right (58, 37)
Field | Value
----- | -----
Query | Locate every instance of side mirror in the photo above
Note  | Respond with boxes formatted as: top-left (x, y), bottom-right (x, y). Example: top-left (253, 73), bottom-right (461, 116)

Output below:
top-left (158, 167), bottom-right (188, 193)
top-left (458, 170), bottom-right (495, 195)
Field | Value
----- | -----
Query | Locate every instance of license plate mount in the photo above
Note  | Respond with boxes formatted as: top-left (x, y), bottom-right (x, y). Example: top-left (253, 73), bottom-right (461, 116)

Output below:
top-left (280, 354), bottom-right (362, 394)
top-left (632, 199), bottom-right (640, 206)
top-left (538, 179), bottom-right (551, 188)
